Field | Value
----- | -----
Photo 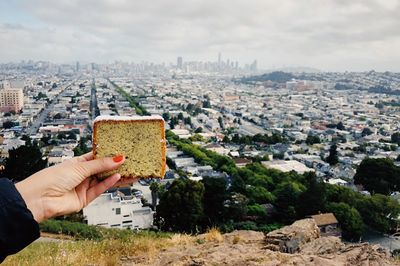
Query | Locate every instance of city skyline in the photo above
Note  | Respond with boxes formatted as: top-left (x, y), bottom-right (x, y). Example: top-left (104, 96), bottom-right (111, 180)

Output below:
top-left (0, 0), bottom-right (399, 72)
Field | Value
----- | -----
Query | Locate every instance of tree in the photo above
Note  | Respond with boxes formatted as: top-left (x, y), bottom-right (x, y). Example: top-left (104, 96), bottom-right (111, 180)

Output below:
top-left (2, 121), bottom-right (16, 129)
top-left (296, 172), bottom-right (326, 217)
top-left (201, 177), bottom-right (227, 226)
top-left (273, 181), bottom-right (305, 223)
top-left (73, 137), bottom-right (90, 156)
top-left (162, 112), bottom-right (170, 122)
top-left (305, 135), bottom-right (321, 145)
top-left (391, 132), bottom-right (400, 145)
top-left (183, 117), bottom-right (192, 125)
top-left (57, 132), bottom-right (67, 139)
top-left (222, 135), bottom-right (230, 143)
top-left (194, 127), bottom-right (203, 133)
top-left (20, 135), bottom-right (32, 146)
top-left (354, 158), bottom-right (400, 195)
top-left (225, 193), bottom-right (248, 221)
top-left (54, 113), bottom-right (62, 119)
top-left (202, 100), bottom-right (211, 108)
top-left (156, 179), bottom-right (204, 233)
top-left (326, 144), bottom-right (339, 165)
top-left (177, 112), bottom-right (184, 120)
top-left (66, 132), bottom-right (77, 140)
top-left (337, 122), bottom-right (345, 130)
top-left (218, 117), bottom-right (224, 129)
top-left (326, 202), bottom-right (363, 241)
top-left (2, 144), bottom-right (47, 182)
top-left (246, 186), bottom-right (275, 204)
top-left (150, 182), bottom-right (160, 209)
top-left (361, 127), bottom-right (373, 137)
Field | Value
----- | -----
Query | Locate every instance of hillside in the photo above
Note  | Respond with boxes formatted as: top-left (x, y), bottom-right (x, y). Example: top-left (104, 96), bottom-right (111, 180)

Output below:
top-left (4, 219), bottom-right (398, 266)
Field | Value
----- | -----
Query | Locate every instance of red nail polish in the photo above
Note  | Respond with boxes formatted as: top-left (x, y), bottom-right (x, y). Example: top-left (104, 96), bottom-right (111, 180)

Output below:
top-left (113, 155), bottom-right (124, 163)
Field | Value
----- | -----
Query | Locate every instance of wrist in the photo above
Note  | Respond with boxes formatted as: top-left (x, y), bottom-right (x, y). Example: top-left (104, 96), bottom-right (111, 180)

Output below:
top-left (15, 180), bottom-right (46, 223)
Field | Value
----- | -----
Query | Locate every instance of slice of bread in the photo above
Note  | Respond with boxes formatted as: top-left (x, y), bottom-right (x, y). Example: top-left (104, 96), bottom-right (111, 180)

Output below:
top-left (92, 115), bottom-right (166, 180)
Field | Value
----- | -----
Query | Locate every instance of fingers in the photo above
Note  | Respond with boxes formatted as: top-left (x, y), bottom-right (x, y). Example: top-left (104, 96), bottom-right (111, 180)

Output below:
top-left (75, 155), bottom-right (125, 179)
top-left (77, 151), bottom-right (94, 162)
top-left (86, 173), bottom-right (121, 203)
top-left (66, 151), bottom-right (93, 164)
top-left (114, 177), bottom-right (140, 187)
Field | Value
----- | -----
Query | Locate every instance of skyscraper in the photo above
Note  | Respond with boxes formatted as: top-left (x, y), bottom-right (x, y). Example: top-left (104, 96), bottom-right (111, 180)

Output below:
top-left (177, 56), bottom-right (183, 69)
top-left (250, 60), bottom-right (258, 72)
top-left (218, 52), bottom-right (221, 69)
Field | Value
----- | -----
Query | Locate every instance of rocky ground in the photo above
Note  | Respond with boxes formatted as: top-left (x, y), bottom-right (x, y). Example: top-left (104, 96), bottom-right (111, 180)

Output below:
top-left (122, 219), bottom-right (399, 266)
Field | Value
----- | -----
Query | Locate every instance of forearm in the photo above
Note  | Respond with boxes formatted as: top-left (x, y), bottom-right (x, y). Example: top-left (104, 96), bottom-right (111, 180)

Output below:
top-left (0, 178), bottom-right (40, 262)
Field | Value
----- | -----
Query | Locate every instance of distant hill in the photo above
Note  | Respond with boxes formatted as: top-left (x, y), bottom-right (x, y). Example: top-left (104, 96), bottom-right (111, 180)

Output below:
top-left (239, 71), bottom-right (295, 84)
top-left (266, 66), bottom-right (321, 73)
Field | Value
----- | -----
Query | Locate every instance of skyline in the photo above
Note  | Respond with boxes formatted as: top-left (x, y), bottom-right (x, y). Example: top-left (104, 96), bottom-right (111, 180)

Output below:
top-left (0, 0), bottom-right (399, 72)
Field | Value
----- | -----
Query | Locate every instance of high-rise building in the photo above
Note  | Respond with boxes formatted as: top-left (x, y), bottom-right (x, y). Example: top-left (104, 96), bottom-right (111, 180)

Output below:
top-left (218, 52), bottom-right (222, 68)
top-left (177, 56), bottom-right (183, 69)
top-left (250, 60), bottom-right (258, 72)
top-left (0, 88), bottom-right (24, 113)
top-left (76, 61), bottom-right (80, 72)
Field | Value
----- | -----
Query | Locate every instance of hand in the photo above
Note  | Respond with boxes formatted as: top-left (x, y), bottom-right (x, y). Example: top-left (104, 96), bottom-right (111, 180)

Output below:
top-left (15, 151), bottom-right (138, 223)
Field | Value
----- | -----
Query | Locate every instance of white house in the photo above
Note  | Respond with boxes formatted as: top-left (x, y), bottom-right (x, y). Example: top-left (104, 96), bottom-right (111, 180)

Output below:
top-left (83, 190), bottom-right (153, 230)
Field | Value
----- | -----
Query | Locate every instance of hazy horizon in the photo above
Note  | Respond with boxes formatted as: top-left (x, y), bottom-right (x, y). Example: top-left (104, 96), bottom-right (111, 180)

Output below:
top-left (1, 0), bottom-right (399, 72)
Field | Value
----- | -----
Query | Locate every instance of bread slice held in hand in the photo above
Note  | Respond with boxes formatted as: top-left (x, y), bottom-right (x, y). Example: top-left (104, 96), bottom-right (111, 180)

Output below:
top-left (93, 115), bottom-right (166, 180)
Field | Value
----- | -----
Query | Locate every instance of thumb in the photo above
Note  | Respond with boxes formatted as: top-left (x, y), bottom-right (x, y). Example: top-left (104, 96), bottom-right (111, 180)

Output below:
top-left (74, 155), bottom-right (125, 179)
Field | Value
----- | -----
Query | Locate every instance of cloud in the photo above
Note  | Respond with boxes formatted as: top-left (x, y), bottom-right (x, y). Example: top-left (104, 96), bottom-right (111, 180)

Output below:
top-left (0, 0), bottom-right (399, 71)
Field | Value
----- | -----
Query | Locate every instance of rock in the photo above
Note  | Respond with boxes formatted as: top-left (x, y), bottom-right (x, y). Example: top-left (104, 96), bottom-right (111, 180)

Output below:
top-left (301, 236), bottom-right (345, 255)
top-left (265, 218), bottom-right (320, 253)
top-left (122, 219), bottom-right (399, 266)
top-left (224, 230), bottom-right (265, 244)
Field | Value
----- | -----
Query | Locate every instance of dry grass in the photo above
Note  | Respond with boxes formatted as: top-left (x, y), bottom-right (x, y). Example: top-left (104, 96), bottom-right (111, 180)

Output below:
top-left (232, 235), bottom-right (241, 244)
top-left (3, 232), bottom-right (189, 266)
top-left (203, 228), bottom-right (224, 243)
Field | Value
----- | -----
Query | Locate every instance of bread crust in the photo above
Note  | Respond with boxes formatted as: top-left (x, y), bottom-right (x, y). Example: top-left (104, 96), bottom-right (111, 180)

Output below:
top-left (92, 117), bottom-right (166, 180)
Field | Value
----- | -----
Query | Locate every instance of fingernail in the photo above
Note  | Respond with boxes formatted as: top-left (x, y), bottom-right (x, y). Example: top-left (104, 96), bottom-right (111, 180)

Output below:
top-left (113, 155), bottom-right (124, 163)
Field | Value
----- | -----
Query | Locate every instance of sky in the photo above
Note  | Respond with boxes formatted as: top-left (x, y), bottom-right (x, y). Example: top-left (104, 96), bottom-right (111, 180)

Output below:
top-left (0, 0), bottom-right (399, 71)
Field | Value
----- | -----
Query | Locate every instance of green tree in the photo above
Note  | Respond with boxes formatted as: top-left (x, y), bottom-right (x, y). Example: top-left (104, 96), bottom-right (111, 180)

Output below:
top-left (337, 122), bottom-right (345, 130)
top-left (218, 116), bottom-right (224, 129)
top-left (162, 112), bottom-right (170, 122)
top-left (225, 193), bottom-right (248, 221)
top-left (326, 202), bottom-right (363, 241)
top-left (305, 135), bottom-right (321, 145)
top-left (2, 144), bottom-right (47, 182)
top-left (362, 127), bottom-right (373, 137)
top-left (246, 186), bottom-right (275, 204)
top-left (194, 127), bottom-right (203, 133)
top-left (296, 172), bottom-right (326, 217)
top-left (73, 137), bottom-right (91, 156)
top-left (156, 179), bottom-right (204, 233)
top-left (201, 177), bottom-right (227, 226)
top-left (357, 193), bottom-right (400, 233)
top-left (391, 132), bottom-right (400, 145)
top-left (274, 181), bottom-right (305, 223)
top-left (354, 158), bottom-right (400, 195)
top-left (222, 135), bottom-right (230, 143)
top-left (2, 121), bottom-right (16, 129)
top-left (247, 204), bottom-right (267, 218)
top-left (326, 144), bottom-right (339, 165)
top-left (21, 135), bottom-right (32, 146)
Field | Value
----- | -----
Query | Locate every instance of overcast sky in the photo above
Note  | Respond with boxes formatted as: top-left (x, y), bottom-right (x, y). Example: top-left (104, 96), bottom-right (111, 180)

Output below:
top-left (0, 0), bottom-right (399, 71)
